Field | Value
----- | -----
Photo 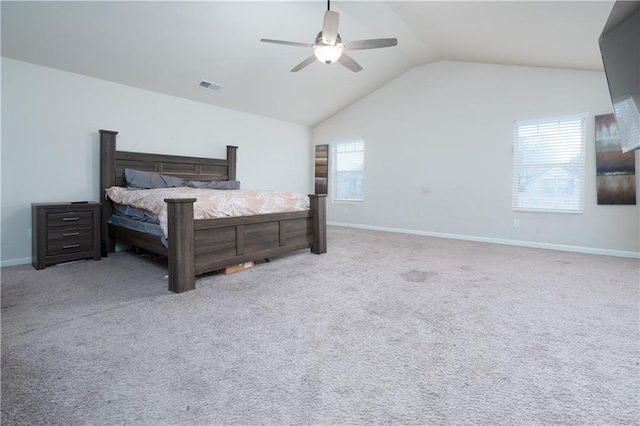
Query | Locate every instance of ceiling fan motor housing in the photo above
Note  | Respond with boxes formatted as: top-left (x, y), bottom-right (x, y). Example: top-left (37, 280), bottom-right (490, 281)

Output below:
top-left (315, 31), bottom-right (342, 46)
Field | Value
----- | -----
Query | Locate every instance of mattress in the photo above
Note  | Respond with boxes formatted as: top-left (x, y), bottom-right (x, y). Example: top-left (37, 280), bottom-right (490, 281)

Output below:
top-left (106, 186), bottom-right (310, 239)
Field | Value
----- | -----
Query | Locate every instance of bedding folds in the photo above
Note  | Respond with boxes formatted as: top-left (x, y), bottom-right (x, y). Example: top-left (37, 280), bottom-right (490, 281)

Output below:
top-left (107, 215), bottom-right (167, 244)
top-left (105, 186), bottom-right (310, 238)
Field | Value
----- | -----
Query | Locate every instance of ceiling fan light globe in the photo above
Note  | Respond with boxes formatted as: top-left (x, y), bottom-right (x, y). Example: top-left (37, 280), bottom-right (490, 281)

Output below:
top-left (314, 45), bottom-right (343, 64)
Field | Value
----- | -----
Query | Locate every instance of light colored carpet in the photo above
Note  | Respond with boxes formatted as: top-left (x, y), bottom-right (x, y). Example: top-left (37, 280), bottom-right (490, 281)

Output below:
top-left (1, 226), bottom-right (638, 425)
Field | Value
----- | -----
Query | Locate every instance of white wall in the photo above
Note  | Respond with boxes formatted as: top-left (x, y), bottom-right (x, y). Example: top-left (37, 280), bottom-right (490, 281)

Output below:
top-left (313, 61), bottom-right (640, 256)
top-left (1, 58), bottom-right (311, 265)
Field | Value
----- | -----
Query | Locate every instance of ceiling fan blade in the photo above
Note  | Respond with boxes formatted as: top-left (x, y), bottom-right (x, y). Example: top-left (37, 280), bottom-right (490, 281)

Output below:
top-left (260, 39), bottom-right (313, 48)
top-left (321, 10), bottom-right (339, 45)
top-left (290, 55), bottom-right (317, 72)
top-left (342, 38), bottom-right (398, 50)
top-left (337, 53), bottom-right (362, 73)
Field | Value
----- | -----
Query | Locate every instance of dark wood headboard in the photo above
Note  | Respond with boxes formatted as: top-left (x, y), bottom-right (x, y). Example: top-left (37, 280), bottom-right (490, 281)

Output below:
top-left (99, 129), bottom-right (238, 251)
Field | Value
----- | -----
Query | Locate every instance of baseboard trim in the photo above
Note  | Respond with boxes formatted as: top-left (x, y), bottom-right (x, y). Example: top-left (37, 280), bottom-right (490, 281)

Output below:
top-left (3, 225), bottom-right (637, 266)
top-left (328, 222), bottom-right (640, 259)
top-left (1, 257), bottom-right (32, 268)
top-left (1, 246), bottom-right (130, 268)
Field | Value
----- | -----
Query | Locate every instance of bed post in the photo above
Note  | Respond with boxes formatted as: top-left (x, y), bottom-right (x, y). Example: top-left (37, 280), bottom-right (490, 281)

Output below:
top-left (226, 145), bottom-right (238, 180)
top-left (165, 198), bottom-right (196, 293)
top-left (99, 130), bottom-right (118, 254)
top-left (309, 194), bottom-right (327, 254)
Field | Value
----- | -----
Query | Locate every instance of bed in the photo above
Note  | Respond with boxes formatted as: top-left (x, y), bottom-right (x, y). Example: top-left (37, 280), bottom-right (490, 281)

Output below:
top-left (99, 130), bottom-right (326, 293)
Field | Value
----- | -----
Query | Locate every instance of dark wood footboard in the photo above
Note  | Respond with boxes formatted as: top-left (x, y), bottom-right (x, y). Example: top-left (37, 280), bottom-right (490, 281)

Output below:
top-left (164, 195), bottom-right (326, 292)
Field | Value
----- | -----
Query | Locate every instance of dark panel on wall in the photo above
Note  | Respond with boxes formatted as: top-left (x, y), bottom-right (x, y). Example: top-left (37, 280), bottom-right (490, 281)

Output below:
top-left (315, 144), bottom-right (328, 195)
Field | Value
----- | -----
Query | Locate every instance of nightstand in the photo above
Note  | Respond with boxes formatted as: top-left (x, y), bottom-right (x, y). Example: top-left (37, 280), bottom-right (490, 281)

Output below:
top-left (32, 202), bottom-right (101, 270)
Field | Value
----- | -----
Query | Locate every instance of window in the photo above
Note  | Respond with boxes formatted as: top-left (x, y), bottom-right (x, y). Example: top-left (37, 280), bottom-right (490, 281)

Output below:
top-left (513, 114), bottom-right (587, 213)
top-left (333, 139), bottom-right (364, 201)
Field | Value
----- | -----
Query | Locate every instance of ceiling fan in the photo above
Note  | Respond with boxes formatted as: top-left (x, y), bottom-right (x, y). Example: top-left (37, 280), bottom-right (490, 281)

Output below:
top-left (260, 0), bottom-right (398, 73)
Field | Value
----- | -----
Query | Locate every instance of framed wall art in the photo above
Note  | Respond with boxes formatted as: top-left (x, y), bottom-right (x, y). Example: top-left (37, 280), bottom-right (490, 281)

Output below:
top-left (595, 113), bottom-right (636, 204)
top-left (314, 144), bottom-right (328, 195)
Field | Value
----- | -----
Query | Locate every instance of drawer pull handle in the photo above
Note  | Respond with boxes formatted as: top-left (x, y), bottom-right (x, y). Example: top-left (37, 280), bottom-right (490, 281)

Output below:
top-left (63, 232), bottom-right (80, 237)
top-left (62, 244), bottom-right (80, 249)
top-left (62, 217), bottom-right (80, 221)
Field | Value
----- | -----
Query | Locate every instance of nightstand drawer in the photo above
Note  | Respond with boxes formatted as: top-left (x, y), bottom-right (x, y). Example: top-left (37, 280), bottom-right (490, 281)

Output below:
top-left (46, 211), bottom-right (93, 228)
top-left (46, 228), bottom-right (94, 256)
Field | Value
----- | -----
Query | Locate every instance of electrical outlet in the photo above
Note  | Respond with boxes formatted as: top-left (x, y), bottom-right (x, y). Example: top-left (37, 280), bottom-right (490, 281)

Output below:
top-left (513, 219), bottom-right (520, 227)
top-left (344, 207), bottom-right (349, 214)
top-left (28, 228), bottom-right (32, 239)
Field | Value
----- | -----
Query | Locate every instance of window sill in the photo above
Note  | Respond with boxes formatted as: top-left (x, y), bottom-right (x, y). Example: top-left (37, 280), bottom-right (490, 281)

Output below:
top-left (333, 199), bottom-right (364, 204)
top-left (513, 208), bottom-right (583, 215)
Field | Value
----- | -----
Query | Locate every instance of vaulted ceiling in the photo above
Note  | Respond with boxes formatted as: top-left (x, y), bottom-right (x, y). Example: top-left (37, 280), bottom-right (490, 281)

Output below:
top-left (1, 1), bottom-right (614, 127)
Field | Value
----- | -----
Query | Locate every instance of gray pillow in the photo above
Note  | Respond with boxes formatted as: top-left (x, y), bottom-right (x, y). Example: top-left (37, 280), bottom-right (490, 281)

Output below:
top-left (184, 180), bottom-right (240, 190)
top-left (125, 168), bottom-right (184, 189)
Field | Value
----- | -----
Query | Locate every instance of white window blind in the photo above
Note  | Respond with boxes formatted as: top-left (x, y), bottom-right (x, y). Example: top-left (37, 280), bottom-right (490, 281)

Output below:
top-left (513, 114), bottom-right (587, 213)
top-left (333, 139), bottom-right (364, 201)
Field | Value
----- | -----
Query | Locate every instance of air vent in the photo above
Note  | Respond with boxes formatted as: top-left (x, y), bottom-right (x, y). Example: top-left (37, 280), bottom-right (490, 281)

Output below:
top-left (197, 80), bottom-right (224, 92)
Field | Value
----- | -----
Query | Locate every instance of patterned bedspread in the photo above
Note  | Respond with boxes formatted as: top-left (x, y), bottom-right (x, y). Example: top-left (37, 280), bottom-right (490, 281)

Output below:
top-left (106, 186), bottom-right (310, 238)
